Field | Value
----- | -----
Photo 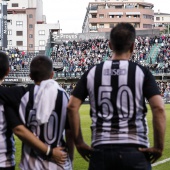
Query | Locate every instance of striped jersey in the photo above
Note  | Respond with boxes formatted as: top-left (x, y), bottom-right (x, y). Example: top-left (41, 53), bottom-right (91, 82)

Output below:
top-left (18, 85), bottom-right (72, 170)
top-left (0, 104), bottom-right (15, 168)
top-left (72, 60), bottom-right (160, 148)
top-left (0, 85), bottom-right (72, 170)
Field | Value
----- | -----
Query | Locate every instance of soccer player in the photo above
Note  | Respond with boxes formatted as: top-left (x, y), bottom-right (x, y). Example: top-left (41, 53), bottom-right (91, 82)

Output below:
top-left (0, 54), bottom-right (73, 170)
top-left (67, 23), bottom-right (166, 170)
top-left (0, 52), bottom-right (67, 170)
top-left (0, 52), bottom-right (16, 170)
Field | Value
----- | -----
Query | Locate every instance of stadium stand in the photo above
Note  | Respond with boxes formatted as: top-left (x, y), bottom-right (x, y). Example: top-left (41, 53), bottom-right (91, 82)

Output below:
top-left (2, 34), bottom-right (170, 102)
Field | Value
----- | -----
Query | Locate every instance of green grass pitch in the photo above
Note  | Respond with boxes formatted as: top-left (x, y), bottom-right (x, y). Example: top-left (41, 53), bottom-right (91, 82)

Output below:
top-left (15, 104), bottom-right (170, 170)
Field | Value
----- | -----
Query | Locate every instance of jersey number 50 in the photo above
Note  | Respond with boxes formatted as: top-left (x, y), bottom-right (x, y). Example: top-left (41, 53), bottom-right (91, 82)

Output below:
top-left (27, 110), bottom-right (58, 144)
top-left (98, 85), bottom-right (134, 121)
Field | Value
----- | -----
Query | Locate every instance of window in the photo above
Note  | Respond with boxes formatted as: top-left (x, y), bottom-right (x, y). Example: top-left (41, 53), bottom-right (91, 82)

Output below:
top-left (39, 30), bottom-right (45, 35)
top-left (8, 30), bottom-right (12, 35)
top-left (39, 40), bottom-right (45, 46)
top-left (110, 23), bottom-right (114, 28)
top-left (143, 15), bottom-right (153, 19)
top-left (16, 21), bottom-right (23, 26)
top-left (8, 40), bottom-right (12, 45)
top-left (143, 24), bottom-right (152, 28)
top-left (133, 23), bottom-right (139, 28)
top-left (98, 6), bottom-right (105, 9)
top-left (90, 24), bottom-right (97, 31)
top-left (92, 14), bottom-right (97, 18)
top-left (16, 41), bottom-right (23, 46)
top-left (12, 3), bottom-right (18, 7)
top-left (90, 5), bottom-right (98, 10)
top-left (29, 14), bottom-right (33, 18)
top-left (134, 15), bottom-right (140, 18)
top-left (29, 24), bottom-right (33, 28)
top-left (99, 14), bottom-right (104, 18)
top-left (29, 34), bottom-right (33, 38)
top-left (125, 5), bottom-right (134, 9)
top-left (16, 31), bottom-right (23, 36)
top-left (115, 6), bottom-right (122, 9)
top-left (29, 44), bottom-right (33, 48)
top-left (162, 17), bottom-right (164, 21)
top-left (99, 24), bottom-right (104, 28)
top-left (7, 20), bottom-right (12, 25)
top-left (156, 17), bottom-right (160, 21)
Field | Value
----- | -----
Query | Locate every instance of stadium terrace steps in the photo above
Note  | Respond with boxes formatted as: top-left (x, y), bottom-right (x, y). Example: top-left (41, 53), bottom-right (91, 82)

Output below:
top-left (147, 44), bottom-right (161, 64)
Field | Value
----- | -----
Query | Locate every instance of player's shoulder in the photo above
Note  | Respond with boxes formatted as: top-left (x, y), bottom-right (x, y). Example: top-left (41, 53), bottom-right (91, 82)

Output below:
top-left (129, 61), bottom-right (149, 74)
top-left (57, 86), bottom-right (69, 99)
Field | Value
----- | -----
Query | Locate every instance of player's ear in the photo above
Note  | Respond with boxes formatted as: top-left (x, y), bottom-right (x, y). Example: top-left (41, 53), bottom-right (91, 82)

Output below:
top-left (5, 67), bottom-right (10, 76)
top-left (29, 73), bottom-right (33, 80)
top-left (109, 41), bottom-right (113, 50)
top-left (130, 43), bottom-right (135, 53)
top-left (50, 71), bottom-right (54, 79)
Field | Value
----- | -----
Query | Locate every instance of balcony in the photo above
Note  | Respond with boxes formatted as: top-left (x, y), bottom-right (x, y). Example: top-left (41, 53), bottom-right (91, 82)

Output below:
top-left (89, 27), bottom-right (98, 32)
top-left (89, 17), bottom-right (141, 23)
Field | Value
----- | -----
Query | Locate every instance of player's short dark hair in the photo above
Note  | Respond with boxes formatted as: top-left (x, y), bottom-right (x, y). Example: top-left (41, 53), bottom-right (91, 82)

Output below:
top-left (110, 23), bottom-right (136, 55)
top-left (0, 51), bottom-right (9, 80)
top-left (30, 55), bottom-right (53, 83)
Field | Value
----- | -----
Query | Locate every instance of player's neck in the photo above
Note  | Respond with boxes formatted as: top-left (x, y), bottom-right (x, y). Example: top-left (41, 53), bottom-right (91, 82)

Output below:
top-left (35, 82), bottom-right (41, 85)
top-left (0, 80), bottom-right (3, 85)
top-left (112, 51), bottom-right (132, 60)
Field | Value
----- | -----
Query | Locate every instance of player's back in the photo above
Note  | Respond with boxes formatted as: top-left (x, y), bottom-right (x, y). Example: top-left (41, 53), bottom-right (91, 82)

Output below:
top-left (19, 85), bottom-right (71, 170)
top-left (86, 60), bottom-right (157, 147)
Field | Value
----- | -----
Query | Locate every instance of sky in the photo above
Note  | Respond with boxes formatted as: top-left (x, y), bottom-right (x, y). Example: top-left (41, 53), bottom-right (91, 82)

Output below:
top-left (43, 0), bottom-right (170, 33)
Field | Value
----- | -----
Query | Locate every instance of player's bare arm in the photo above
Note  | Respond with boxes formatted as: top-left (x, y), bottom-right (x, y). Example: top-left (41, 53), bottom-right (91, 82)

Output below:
top-left (13, 125), bottom-right (68, 164)
top-left (139, 95), bottom-right (166, 163)
top-left (67, 95), bottom-right (93, 162)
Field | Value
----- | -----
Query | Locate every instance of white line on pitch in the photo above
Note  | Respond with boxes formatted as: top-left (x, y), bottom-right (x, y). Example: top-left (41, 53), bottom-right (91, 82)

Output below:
top-left (152, 158), bottom-right (170, 167)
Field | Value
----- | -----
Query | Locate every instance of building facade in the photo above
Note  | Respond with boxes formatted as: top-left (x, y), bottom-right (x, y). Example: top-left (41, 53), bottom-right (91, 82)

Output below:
top-left (0, 0), bottom-right (60, 53)
top-left (82, 0), bottom-right (154, 33)
top-left (154, 10), bottom-right (170, 33)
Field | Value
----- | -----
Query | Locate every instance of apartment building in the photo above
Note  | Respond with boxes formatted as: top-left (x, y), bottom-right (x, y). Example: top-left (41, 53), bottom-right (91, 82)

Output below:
top-left (0, 0), bottom-right (60, 53)
top-left (82, 0), bottom-right (154, 33)
top-left (154, 10), bottom-right (170, 33)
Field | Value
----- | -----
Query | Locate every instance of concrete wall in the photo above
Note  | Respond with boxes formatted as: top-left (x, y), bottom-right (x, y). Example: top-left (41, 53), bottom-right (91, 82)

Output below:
top-left (52, 29), bottom-right (160, 43)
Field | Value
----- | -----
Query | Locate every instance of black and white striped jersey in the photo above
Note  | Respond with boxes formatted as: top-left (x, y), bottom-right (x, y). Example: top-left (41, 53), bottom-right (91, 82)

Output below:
top-left (0, 86), bottom-right (27, 168)
top-left (72, 60), bottom-right (160, 148)
top-left (0, 104), bottom-right (15, 168)
top-left (0, 85), bottom-right (72, 170)
top-left (18, 85), bottom-right (71, 170)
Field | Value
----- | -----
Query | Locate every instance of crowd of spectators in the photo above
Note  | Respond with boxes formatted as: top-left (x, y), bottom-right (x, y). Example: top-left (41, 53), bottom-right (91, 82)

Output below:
top-left (49, 35), bottom-right (170, 100)
top-left (50, 36), bottom-right (168, 77)
top-left (50, 39), bottom-right (111, 77)
top-left (2, 35), bottom-right (170, 101)
top-left (154, 35), bottom-right (170, 73)
top-left (59, 83), bottom-right (76, 96)
top-left (4, 48), bottom-right (38, 77)
top-left (157, 81), bottom-right (170, 102)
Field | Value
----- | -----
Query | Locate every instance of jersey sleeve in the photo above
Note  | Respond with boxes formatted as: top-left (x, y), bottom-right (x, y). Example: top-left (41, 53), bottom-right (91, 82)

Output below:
top-left (71, 71), bottom-right (88, 101)
top-left (143, 69), bottom-right (160, 100)
top-left (0, 86), bottom-right (26, 106)
top-left (4, 105), bottom-right (23, 129)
